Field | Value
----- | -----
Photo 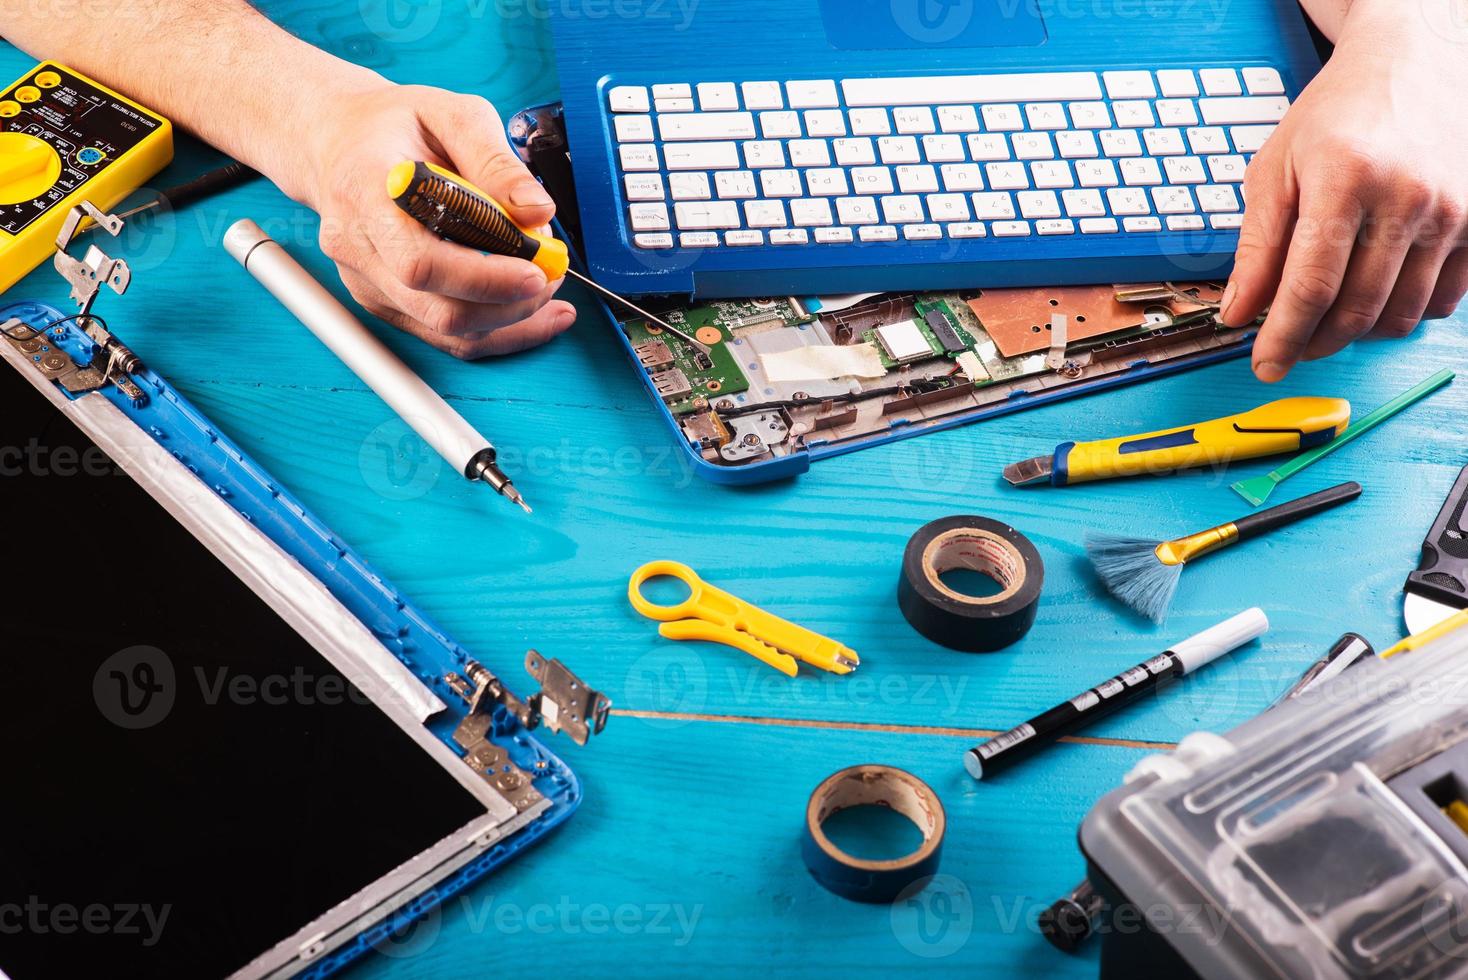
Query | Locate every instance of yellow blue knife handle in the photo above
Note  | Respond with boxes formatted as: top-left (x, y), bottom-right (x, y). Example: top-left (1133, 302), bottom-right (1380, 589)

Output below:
top-left (1051, 396), bottom-right (1351, 486)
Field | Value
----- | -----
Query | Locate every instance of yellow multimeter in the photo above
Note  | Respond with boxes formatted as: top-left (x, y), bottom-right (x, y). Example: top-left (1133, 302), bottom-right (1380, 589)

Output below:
top-left (0, 62), bottom-right (173, 293)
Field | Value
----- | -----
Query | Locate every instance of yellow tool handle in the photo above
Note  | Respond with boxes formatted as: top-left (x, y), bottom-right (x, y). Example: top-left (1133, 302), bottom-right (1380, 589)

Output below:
top-left (659, 620), bottom-right (799, 677)
top-left (386, 160), bottom-right (570, 280)
top-left (1056, 396), bottom-right (1351, 485)
top-left (1381, 607), bottom-right (1468, 660)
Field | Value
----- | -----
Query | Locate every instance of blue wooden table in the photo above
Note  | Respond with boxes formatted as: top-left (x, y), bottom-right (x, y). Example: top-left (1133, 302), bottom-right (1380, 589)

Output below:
top-left (4, 6), bottom-right (1465, 974)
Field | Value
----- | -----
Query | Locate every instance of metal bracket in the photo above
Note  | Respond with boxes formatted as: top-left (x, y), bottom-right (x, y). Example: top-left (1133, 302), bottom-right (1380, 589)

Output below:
top-left (55, 202), bottom-right (131, 319)
top-left (524, 650), bottom-right (612, 746)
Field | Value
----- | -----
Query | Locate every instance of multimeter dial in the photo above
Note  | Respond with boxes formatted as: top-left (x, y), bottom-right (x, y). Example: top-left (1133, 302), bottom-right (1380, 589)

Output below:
top-left (0, 132), bottom-right (61, 205)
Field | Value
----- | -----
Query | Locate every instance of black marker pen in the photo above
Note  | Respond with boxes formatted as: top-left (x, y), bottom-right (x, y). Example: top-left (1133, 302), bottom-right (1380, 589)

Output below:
top-left (964, 608), bottom-right (1269, 780)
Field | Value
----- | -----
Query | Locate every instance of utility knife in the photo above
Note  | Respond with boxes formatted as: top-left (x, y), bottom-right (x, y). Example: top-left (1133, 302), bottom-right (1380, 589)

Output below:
top-left (1404, 464), bottom-right (1468, 634)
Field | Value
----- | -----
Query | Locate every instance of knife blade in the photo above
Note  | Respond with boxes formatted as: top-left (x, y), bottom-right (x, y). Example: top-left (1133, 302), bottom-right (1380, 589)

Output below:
top-left (1403, 464), bottom-right (1468, 633)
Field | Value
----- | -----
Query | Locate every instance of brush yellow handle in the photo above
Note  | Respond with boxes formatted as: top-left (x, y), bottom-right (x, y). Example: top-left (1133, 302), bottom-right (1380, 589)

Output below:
top-left (1052, 397), bottom-right (1350, 485)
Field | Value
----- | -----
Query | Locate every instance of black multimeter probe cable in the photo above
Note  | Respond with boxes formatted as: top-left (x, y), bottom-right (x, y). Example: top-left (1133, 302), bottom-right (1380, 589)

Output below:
top-left (110, 160), bottom-right (260, 223)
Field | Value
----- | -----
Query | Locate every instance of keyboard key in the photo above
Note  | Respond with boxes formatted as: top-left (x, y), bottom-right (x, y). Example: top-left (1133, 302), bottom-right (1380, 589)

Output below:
top-left (1167, 215), bottom-right (1206, 231)
top-left (993, 221), bottom-right (1031, 237)
top-left (971, 192), bottom-right (1017, 219)
top-left (1012, 132), bottom-right (1055, 160)
top-left (1120, 158), bottom-right (1162, 185)
top-left (1036, 219), bottom-right (1076, 235)
top-left (1151, 186), bottom-right (1195, 214)
top-left (1103, 70), bottom-right (1156, 99)
top-left (1080, 217), bottom-right (1119, 233)
top-left (656, 96), bottom-right (695, 113)
top-left (634, 232), bottom-right (673, 249)
top-left (615, 115), bottom-right (654, 142)
top-left (1156, 99), bottom-right (1199, 127)
top-left (1106, 188), bottom-right (1150, 215)
top-left (1057, 131), bottom-right (1099, 158)
top-left (680, 231), bottom-right (719, 247)
top-left (837, 197), bottom-right (879, 224)
top-left (609, 85), bottom-right (650, 112)
top-left (894, 107), bottom-right (936, 134)
top-left (1068, 102), bottom-right (1112, 129)
top-left (986, 162), bottom-right (1029, 190)
top-left (1123, 216), bottom-right (1162, 232)
top-left (742, 81), bottom-right (783, 110)
top-left (744, 141), bottom-right (786, 168)
top-left (982, 104), bottom-right (1025, 131)
top-left (879, 136), bottom-right (921, 164)
top-left (625, 174), bottom-right (666, 201)
top-left (804, 109), bottom-right (847, 137)
top-left (850, 108), bottom-right (891, 136)
top-left (1230, 125), bottom-right (1277, 153)
top-left (1142, 128), bottom-right (1186, 155)
top-left (950, 222), bottom-right (987, 238)
top-left (744, 200), bottom-right (788, 227)
top-left (834, 138), bottom-right (877, 166)
top-left (941, 163), bottom-right (985, 191)
top-left (841, 72), bottom-right (1102, 107)
top-left (674, 201), bottom-right (739, 229)
top-left (815, 226), bottom-right (855, 243)
top-left (1018, 190), bottom-right (1061, 218)
top-left (1199, 97), bottom-right (1289, 125)
top-left (805, 168), bottom-right (849, 196)
top-left (788, 79), bottom-right (839, 108)
top-left (1200, 68), bottom-right (1242, 96)
top-left (1187, 127), bottom-right (1230, 154)
top-left (1242, 67), bottom-right (1285, 95)
top-left (629, 202), bottom-right (670, 230)
top-left (859, 225), bottom-right (898, 241)
top-left (1030, 161), bottom-right (1073, 189)
top-left (851, 167), bottom-right (895, 195)
top-left (669, 172), bottom-right (711, 199)
top-left (922, 134), bottom-right (966, 162)
top-left (1075, 159), bottom-right (1118, 187)
top-left (790, 199), bottom-right (834, 225)
top-left (881, 195), bottom-right (925, 223)
top-left (653, 83), bottom-right (691, 99)
top-left (938, 105), bottom-right (980, 132)
top-left (789, 139), bottom-right (832, 167)
top-left (1206, 154), bottom-right (1248, 182)
top-left (1100, 129), bottom-right (1142, 156)
top-left (896, 165), bottom-right (940, 193)
top-left (697, 82), bottom-right (739, 110)
top-left (1197, 184), bottom-right (1241, 212)
top-left (760, 169), bottom-right (803, 197)
top-left (760, 111), bottom-right (801, 138)
top-left (1210, 213), bottom-right (1245, 229)
top-left (771, 228), bottom-right (811, 244)
top-left (1156, 69), bottom-right (1199, 98)
top-left (715, 171), bottom-right (757, 199)
top-left (1025, 102), bottom-right (1067, 130)
top-left (1111, 100), bottom-right (1155, 127)
top-left (1061, 188), bottom-right (1105, 217)
top-left (966, 134), bottom-right (1010, 161)
top-left (903, 223), bottom-right (942, 241)
top-left (1163, 156), bottom-right (1206, 184)
top-left (619, 144), bottom-right (660, 171)
top-left (662, 141), bottom-right (739, 170)
top-left (726, 229), bottom-right (765, 245)
top-left (658, 112), bottom-right (756, 140)
top-left (926, 193), bottom-right (970, 221)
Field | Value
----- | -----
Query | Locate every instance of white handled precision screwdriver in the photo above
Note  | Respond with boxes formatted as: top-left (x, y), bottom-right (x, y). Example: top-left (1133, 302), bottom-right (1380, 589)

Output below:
top-left (224, 218), bottom-right (531, 513)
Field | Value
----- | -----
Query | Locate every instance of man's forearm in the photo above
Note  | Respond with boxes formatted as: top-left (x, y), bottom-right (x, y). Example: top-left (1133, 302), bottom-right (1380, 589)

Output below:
top-left (1300, 0), bottom-right (1468, 43)
top-left (2, 0), bottom-right (386, 206)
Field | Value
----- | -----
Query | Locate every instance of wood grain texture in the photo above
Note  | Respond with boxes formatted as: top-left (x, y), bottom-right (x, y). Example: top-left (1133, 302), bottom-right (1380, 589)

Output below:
top-left (1, 6), bottom-right (1464, 975)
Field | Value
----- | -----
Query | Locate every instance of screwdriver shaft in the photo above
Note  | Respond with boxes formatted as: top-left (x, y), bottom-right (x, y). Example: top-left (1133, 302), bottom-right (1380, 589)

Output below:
top-left (565, 269), bottom-right (710, 355)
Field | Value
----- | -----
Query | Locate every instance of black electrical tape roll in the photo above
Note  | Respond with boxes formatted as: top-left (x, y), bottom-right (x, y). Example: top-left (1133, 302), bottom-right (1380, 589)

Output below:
top-left (898, 515), bottom-right (1044, 652)
top-left (801, 765), bottom-right (945, 904)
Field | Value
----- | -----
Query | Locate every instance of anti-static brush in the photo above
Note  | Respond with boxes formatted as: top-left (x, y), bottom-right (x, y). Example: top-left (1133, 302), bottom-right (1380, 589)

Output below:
top-left (1086, 482), bottom-right (1363, 622)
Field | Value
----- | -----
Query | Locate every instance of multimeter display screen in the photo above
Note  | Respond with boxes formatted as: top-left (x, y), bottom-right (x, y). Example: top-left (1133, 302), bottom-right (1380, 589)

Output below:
top-left (0, 366), bottom-right (490, 977)
top-left (0, 65), bottom-right (163, 235)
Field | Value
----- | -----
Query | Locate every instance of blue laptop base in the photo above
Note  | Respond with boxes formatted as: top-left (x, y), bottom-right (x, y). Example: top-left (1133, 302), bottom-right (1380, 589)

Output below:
top-left (547, 0), bottom-right (1323, 298)
top-left (0, 300), bottom-right (582, 978)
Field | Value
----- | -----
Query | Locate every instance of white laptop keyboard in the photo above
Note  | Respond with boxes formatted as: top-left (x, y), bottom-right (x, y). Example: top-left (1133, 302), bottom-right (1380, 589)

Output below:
top-left (606, 68), bottom-right (1289, 250)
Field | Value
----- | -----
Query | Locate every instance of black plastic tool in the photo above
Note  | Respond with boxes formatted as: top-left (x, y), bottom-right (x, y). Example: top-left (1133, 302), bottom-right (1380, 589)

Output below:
top-left (114, 160), bottom-right (260, 221)
top-left (1405, 465), bottom-right (1468, 633)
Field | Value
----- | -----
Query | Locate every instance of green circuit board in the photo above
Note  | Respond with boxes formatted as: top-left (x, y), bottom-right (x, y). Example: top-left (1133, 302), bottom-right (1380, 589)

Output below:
top-left (624, 308), bottom-right (750, 414)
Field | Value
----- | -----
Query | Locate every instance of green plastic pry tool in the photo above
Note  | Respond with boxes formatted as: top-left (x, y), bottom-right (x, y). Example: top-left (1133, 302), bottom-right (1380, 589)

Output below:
top-left (1231, 368), bottom-right (1456, 507)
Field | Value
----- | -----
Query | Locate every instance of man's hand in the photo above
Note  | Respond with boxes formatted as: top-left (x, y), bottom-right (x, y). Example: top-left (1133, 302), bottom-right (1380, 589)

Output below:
top-left (1222, 0), bottom-right (1468, 381)
top-left (301, 84), bottom-right (576, 359)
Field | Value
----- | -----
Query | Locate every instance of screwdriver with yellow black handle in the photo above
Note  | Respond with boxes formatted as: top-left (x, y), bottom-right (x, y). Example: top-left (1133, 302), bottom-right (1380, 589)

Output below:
top-left (387, 161), bottom-right (710, 354)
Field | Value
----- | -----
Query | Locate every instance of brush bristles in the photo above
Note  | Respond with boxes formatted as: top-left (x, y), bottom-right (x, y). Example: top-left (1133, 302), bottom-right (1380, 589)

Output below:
top-left (1085, 533), bottom-right (1185, 624)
